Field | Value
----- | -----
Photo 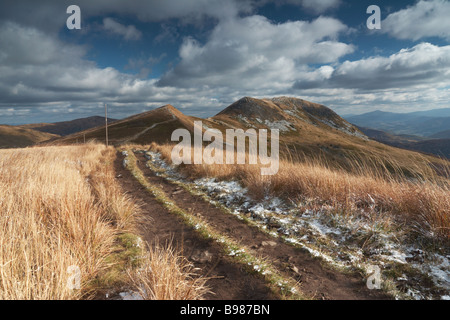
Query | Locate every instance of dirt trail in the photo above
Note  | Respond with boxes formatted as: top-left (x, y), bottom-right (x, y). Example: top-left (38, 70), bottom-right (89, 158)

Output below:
top-left (130, 151), bottom-right (392, 300)
top-left (114, 153), bottom-right (277, 300)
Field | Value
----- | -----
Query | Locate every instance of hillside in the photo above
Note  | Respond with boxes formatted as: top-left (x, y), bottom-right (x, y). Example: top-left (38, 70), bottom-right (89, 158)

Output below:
top-left (430, 129), bottom-right (450, 140)
top-left (0, 125), bottom-right (60, 149)
top-left (50, 96), bottom-right (449, 178)
top-left (346, 109), bottom-right (450, 137)
top-left (210, 97), bottom-right (450, 176)
top-left (52, 105), bottom-right (221, 145)
top-left (20, 116), bottom-right (117, 136)
top-left (358, 126), bottom-right (450, 159)
top-left (3, 98), bottom-right (449, 301)
top-left (213, 96), bottom-right (366, 139)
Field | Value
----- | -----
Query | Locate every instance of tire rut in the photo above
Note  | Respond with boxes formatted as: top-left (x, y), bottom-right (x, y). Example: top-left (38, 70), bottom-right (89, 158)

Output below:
top-left (114, 152), bottom-right (277, 300)
top-left (134, 151), bottom-right (392, 300)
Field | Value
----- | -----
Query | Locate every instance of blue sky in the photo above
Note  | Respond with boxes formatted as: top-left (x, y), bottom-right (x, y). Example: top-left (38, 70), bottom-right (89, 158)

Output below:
top-left (0, 0), bottom-right (449, 124)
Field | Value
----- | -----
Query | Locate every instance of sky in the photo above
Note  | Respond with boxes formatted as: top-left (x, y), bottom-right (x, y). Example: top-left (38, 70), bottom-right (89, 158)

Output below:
top-left (0, 0), bottom-right (450, 124)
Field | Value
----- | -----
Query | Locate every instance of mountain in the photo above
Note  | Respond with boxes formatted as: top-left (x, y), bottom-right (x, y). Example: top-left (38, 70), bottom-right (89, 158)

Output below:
top-left (408, 108), bottom-right (450, 118)
top-left (50, 96), bottom-right (448, 176)
top-left (0, 125), bottom-right (60, 149)
top-left (358, 126), bottom-right (450, 159)
top-left (356, 126), bottom-right (424, 144)
top-left (52, 105), bottom-right (208, 145)
top-left (429, 129), bottom-right (450, 140)
top-left (54, 97), bottom-right (366, 146)
top-left (346, 109), bottom-right (450, 137)
top-left (215, 96), bottom-right (364, 138)
top-left (1, 116), bottom-right (117, 149)
top-left (19, 116), bottom-right (117, 136)
top-left (211, 96), bottom-right (369, 154)
top-left (404, 139), bottom-right (450, 159)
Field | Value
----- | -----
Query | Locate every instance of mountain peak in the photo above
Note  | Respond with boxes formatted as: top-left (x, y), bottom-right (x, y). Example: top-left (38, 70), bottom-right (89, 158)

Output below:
top-left (159, 104), bottom-right (177, 111)
top-left (213, 96), bottom-right (365, 139)
top-left (216, 96), bottom-right (285, 121)
top-left (157, 104), bottom-right (185, 118)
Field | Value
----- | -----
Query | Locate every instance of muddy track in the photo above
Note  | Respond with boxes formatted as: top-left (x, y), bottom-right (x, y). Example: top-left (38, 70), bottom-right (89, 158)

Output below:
top-left (131, 151), bottom-right (392, 300)
top-left (114, 153), bottom-right (277, 300)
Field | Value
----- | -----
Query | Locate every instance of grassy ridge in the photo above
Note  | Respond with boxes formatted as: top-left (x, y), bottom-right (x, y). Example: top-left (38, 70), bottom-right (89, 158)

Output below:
top-left (0, 144), bottom-right (209, 300)
top-left (122, 147), bottom-right (306, 300)
top-left (0, 125), bottom-right (59, 149)
top-left (0, 144), bottom-right (117, 299)
top-left (150, 143), bottom-right (449, 244)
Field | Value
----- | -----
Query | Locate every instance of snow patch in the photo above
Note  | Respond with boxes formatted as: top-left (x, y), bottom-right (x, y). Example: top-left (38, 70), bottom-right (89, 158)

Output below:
top-left (139, 150), bottom-right (450, 300)
top-left (119, 291), bottom-right (143, 300)
top-left (264, 120), bottom-right (296, 132)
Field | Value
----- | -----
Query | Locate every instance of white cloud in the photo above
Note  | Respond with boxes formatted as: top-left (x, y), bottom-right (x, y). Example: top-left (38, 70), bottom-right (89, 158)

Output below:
top-left (294, 43), bottom-right (450, 90)
top-left (382, 0), bottom-right (450, 40)
top-left (291, 42), bottom-right (450, 114)
top-left (102, 18), bottom-right (142, 41)
top-left (0, 21), bottom-right (236, 123)
top-left (0, 22), bottom-right (143, 103)
top-left (1, 1), bottom-right (449, 123)
top-left (0, 21), bottom-right (86, 66)
top-left (96, 0), bottom-right (252, 23)
top-left (158, 15), bottom-right (353, 89)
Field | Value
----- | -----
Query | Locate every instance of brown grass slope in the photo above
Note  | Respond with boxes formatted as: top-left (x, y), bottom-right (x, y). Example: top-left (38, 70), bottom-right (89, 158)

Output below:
top-left (0, 125), bottom-right (60, 149)
top-left (20, 116), bottom-right (117, 136)
top-left (51, 105), bottom-right (219, 146)
top-left (0, 144), bottom-right (210, 300)
top-left (49, 97), bottom-right (449, 179)
top-left (211, 97), bottom-right (449, 178)
top-left (358, 126), bottom-right (450, 159)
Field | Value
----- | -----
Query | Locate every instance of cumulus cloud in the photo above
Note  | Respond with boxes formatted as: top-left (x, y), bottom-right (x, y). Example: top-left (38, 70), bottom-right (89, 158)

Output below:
top-left (0, 21), bottom-right (86, 67)
top-left (294, 43), bottom-right (450, 91)
top-left (0, 21), bottom-right (235, 123)
top-left (382, 0), bottom-right (450, 40)
top-left (1, 0), bottom-right (449, 123)
top-left (158, 15), bottom-right (353, 89)
top-left (102, 18), bottom-right (142, 41)
top-left (0, 22), bottom-right (145, 104)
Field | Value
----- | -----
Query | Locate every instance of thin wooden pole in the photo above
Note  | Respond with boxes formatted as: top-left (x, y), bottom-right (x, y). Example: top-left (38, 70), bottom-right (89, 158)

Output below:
top-left (105, 103), bottom-right (109, 147)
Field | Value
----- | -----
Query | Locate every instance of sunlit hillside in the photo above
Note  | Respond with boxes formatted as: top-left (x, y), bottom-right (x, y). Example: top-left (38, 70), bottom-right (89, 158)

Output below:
top-left (0, 144), bottom-right (207, 300)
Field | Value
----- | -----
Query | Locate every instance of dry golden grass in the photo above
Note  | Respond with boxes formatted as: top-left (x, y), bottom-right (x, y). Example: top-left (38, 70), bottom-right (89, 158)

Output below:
top-left (0, 144), bottom-right (116, 299)
top-left (0, 143), bottom-right (209, 300)
top-left (150, 143), bottom-right (450, 242)
top-left (127, 242), bottom-right (210, 300)
top-left (0, 125), bottom-right (59, 149)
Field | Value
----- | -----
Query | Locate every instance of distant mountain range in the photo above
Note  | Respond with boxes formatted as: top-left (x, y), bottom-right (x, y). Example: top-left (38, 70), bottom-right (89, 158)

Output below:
top-left (0, 116), bottom-right (116, 149)
top-left (356, 126), bottom-right (450, 159)
top-left (430, 129), bottom-right (450, 140)
top-left (345, 109), bottom-right (450, 138)
top-left (19, 116), bottom-right (117, 136)
top-left (46, 96), bottom-right (447, 175)
top-left (345, 109), bottom-right (450, 158)
top-left (2, 98), bottom-right (448, 171)
top-left (0, 125), bottom-right (59, 149)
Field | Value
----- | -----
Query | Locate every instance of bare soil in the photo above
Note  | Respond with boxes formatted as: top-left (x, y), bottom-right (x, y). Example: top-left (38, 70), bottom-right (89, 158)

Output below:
top-left (114, 153), bottom-right (277, 300)
top-left (116, 151), bottom-right (392, 300)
